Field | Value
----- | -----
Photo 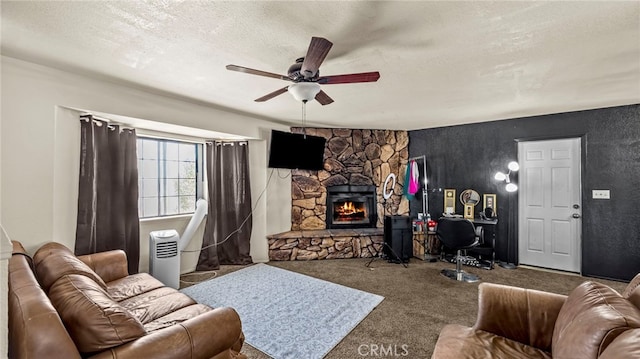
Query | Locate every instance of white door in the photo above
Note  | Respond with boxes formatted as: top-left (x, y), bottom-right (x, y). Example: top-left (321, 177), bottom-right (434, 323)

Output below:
top-left (518, 138), bottom-right (581, 272)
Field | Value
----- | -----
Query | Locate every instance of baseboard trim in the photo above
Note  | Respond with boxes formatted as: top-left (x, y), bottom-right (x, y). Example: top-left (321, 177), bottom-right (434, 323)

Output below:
top-left (518, 264), bottom-right (581, 276)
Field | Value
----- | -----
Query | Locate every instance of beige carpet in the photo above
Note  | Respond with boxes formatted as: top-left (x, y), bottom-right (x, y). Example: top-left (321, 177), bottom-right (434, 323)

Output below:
top-left (181, 259), bottom-right (629, 359)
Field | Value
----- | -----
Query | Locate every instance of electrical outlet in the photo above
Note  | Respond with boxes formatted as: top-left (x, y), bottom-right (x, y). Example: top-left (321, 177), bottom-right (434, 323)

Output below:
top-left (592, 190), bottom-right (610, 199)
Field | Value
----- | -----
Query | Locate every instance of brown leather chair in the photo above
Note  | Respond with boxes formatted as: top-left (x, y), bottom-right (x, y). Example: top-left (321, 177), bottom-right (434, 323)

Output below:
top-left (432, 274), bottom-right (640, 358)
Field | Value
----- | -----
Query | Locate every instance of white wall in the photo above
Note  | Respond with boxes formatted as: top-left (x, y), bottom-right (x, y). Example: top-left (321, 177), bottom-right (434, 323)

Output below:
top-left (0, 229), bottom-right (10, 358)
top-left (1, 56), bottom-right (9, 357)
top-left (0, 57), bottom-right (5, 358)
top-left (0, 56), bottom-right (293, 272)
top-left (261, 128), bottom-right (294, 235)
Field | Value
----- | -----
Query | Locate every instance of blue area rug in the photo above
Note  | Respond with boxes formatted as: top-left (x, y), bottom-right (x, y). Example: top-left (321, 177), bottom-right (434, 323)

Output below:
top-left (181, 263), bottom-right (384, 359)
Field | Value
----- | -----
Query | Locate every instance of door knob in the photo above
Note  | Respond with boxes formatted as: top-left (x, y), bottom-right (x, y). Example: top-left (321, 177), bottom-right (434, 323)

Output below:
top-left (572, 213), bottom-right (581, 219)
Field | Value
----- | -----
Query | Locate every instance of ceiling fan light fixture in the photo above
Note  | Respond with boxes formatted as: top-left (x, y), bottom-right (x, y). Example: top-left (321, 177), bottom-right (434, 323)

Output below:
top-left (288, 82), bottom-right (321, 102)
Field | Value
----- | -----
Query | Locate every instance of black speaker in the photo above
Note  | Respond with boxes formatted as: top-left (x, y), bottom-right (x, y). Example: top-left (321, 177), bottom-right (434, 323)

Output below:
top-left (384, 215), bottom-right (412, 263)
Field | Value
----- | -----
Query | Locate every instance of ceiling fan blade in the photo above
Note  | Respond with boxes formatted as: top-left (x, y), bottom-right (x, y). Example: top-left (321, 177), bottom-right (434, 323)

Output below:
top-left (226, 64), bottom-right (291, 81)
top-left (317, 72), bottom-right (380, 85)
top-left (315, 90), bottom-right (334, 106)
top-left (255, 86), bottom-right (289, 102)
top-left (301, 37), bottom-right (333, 79)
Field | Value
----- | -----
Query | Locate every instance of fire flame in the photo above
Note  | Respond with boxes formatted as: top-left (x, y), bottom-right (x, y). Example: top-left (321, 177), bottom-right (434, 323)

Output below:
top-left (341, 201), bottom-right (356, 215)
top-left (334, 201), bottom-right (366, 222)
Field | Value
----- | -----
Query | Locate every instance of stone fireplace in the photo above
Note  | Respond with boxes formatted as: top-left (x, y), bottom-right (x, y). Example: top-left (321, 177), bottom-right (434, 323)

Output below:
top-left (289, 128), bottom-right (410, 231)
top-left (267, 128), bottom-right (410, 261)
top-left (326, 185), bottom-right (377, 229)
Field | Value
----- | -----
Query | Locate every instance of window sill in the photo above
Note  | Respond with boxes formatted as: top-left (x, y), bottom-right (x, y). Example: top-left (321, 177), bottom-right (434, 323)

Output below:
top-left (140, 213), bottom-right (195, 223)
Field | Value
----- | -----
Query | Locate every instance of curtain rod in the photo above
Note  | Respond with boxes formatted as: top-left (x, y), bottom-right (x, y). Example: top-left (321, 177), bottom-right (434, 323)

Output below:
top-left (80, 113), bottom-right (133, 131)
top-left (80, 113), bottom-right (113, 123)
top-left (213, 141), bottom-right (248, 146)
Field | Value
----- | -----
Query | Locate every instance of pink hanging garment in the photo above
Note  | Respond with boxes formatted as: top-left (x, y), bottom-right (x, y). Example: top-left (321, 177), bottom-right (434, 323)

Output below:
top-left (408, 160), bottom-right (420, 195)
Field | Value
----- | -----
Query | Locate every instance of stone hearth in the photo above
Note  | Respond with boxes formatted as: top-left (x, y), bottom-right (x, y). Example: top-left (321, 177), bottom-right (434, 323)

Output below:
top-left (267, 228), bottom-right (384, 261)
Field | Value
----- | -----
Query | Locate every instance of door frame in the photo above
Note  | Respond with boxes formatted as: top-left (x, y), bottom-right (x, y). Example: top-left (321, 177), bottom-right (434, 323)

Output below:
top-left (512, 134), bottom-right (587, 271)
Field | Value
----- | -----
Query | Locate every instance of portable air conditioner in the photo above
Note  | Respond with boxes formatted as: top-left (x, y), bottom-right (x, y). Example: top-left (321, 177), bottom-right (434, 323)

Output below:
top-left (149, 229), bottom-right (180, 289)
top-left (149, 199), bottom-right (208, 289)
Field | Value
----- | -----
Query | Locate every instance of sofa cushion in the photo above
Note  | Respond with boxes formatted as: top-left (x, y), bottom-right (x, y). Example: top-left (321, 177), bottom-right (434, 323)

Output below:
top-left (9, 243), bottom-right (82, 359)
top-left (33, 242), bottom-right (107, 291)
top-left (144, 303), bottom-right (212, 333)
top-left (552, 281), bottom-right (640, 358)
top-left (106, 272), bottom-right (166, 301)
top-left (48, 274), bottom-right (146, 354)
top-left (119, 287), bottom-right (197, 324)
top-left (623, 273), bottom-right (640, 309)
top-left (431, 324), bottom-right (552, 359)
top-left (599, 328), bottom-right (640, 359)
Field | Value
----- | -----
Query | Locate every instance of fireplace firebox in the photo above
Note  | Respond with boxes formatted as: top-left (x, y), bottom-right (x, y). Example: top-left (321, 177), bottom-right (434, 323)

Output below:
top-left (326, 185), bottom-right (377, 229)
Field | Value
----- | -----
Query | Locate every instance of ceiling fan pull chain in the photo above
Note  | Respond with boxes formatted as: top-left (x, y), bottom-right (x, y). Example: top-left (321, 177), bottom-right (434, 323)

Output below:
top-left (302, 101), bottom-right (307, 138)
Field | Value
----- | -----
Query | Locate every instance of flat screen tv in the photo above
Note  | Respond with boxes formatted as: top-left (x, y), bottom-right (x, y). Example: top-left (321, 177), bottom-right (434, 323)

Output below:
top-left (268, 130), bottom-right (326, 171)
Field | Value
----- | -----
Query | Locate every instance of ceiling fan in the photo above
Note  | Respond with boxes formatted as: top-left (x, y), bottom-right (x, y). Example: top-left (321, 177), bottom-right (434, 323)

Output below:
top-left (226, 37), bottom-right (380, 105)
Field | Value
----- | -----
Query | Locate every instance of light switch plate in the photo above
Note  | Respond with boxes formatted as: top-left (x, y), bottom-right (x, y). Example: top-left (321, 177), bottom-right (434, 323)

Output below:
top-left (592, 190), bottom-right (610, 199)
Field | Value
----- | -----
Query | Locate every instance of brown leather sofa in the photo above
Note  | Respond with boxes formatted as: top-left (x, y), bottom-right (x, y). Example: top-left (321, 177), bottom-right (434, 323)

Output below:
top-left (432, 274), bottom-right (640, 358)
top-left (8, 241), bottom-right (247, 359)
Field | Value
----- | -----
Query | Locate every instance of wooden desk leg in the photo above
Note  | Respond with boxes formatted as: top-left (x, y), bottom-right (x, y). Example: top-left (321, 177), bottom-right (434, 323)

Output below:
top-left (412, 232), bottom-right (426, 260)
top-left (425, 232), bottom-right (440, 261)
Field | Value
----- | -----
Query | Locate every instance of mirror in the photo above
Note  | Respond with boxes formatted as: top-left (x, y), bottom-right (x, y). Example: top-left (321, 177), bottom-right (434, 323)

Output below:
top-left (459, 189), bottom-right (480, 206)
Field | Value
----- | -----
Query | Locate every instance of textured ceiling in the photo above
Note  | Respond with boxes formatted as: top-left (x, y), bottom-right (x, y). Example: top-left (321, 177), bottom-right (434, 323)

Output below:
top-left (2, 1), bottom-right (639, 130)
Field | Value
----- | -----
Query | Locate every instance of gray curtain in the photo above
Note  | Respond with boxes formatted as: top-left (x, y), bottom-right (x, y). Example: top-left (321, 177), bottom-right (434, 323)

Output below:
top-left (75, 116), bottom-right (140, 274)
top-left (197, 141), bottom-right (253, 270)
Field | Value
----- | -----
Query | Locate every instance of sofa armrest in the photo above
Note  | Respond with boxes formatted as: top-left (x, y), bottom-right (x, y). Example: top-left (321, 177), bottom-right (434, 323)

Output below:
top-left (86, 307), bottom-right (244, 359)
top-left (473, 282), bottom-right (566, 352)
top-left (78, 250), bottom-right (129, 283)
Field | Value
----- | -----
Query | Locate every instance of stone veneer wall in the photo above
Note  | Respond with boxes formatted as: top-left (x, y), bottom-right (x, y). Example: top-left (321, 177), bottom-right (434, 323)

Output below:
top-left (290, 127), bottom-right (410, 230)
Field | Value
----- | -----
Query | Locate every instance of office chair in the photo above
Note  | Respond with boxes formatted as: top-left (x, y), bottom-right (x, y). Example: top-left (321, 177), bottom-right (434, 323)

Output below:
top-left (435, 217), bottom-right (480, 282)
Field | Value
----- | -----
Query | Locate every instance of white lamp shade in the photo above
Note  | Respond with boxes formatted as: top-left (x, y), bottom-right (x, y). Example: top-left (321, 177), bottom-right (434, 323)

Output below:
top-left (288, 82), bottom-right (321, 102)
top-left (508, 161), bottom-right (520, 171)
top-left (494, 172), bottom-right (506, 181)
top-left (506, 183), bottom-right (518, 192)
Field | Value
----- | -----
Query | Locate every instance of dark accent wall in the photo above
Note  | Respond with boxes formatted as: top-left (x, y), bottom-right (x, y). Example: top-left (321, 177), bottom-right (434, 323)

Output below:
top-left (409, 104), bottom-right (639, 281)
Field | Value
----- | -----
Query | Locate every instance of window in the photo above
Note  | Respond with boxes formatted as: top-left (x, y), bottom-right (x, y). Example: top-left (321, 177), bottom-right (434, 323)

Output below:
top-left (137, 137), bottom-right (204, 218)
